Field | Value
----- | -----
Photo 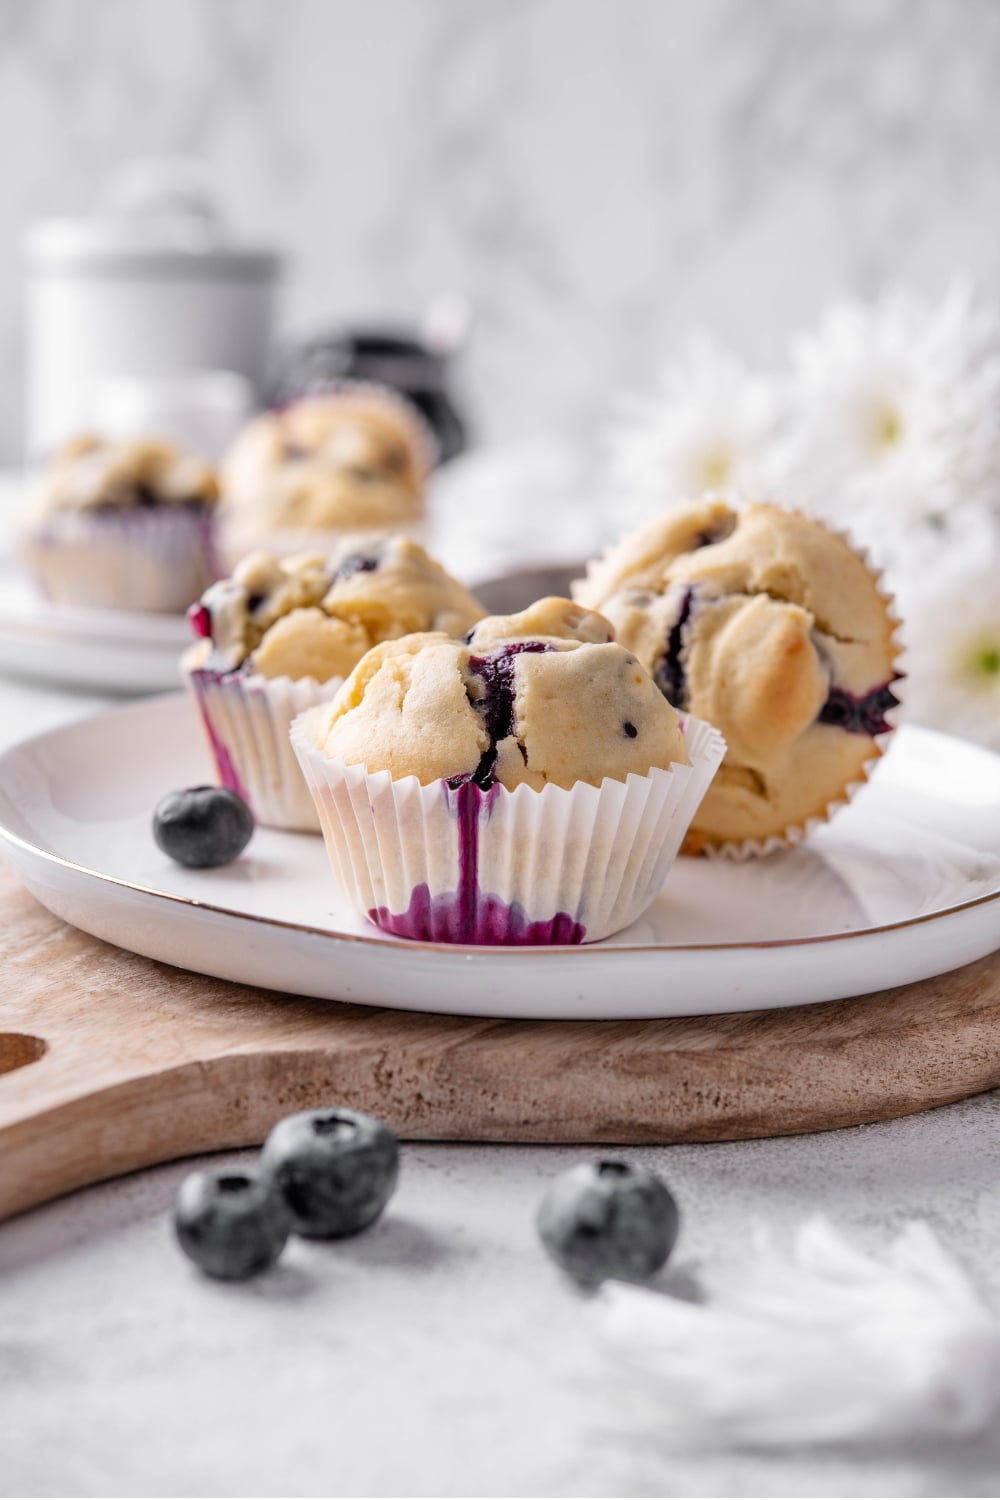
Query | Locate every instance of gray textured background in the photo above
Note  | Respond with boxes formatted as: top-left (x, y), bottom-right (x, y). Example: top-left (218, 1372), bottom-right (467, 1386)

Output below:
top-left (3, 0), bottom-right (1000, 459)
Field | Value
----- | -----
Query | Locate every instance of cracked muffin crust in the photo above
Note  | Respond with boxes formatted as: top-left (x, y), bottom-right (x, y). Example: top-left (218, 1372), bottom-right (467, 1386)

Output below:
top-left (313, 599), bottom-right (689, 791)
top-left (218, 385), bottom-right (435, 539)
top-left (186, 533), bottom-right (485, 685)
top-left (573, 499), bottom-right (900, 849)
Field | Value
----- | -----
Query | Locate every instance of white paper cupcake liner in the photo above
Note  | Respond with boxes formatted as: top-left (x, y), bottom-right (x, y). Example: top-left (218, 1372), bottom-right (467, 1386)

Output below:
top-left (290, 710), bottom-right (727, 945)
top-left (21, 507), bottom-right (219, 613)
top-left (184, 660), bottom-right (343, 832)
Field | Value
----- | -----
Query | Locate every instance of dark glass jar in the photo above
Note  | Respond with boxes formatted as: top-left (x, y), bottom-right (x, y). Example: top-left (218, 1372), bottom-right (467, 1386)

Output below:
top-left (266, 323), bottom-right (469, 464)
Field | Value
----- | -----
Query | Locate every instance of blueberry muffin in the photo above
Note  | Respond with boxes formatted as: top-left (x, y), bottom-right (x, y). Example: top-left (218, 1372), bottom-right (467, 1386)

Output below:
top-left (20, 434), bottom-right (219, 612)
top-left (218, 383), bottom-right (435, 561)
top-left (184, 534), bottom-right (486, 831)
top-left (574, 498), bottom-right (901, 851)
top-left (291, 600), bottom-right (726, 944)
top-left (321, 596), bottom-right (688, 789)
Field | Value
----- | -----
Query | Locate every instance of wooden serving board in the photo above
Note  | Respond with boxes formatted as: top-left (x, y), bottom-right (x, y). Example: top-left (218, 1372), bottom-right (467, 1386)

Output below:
top-left (2, 861), bottom-right (1000, 1223)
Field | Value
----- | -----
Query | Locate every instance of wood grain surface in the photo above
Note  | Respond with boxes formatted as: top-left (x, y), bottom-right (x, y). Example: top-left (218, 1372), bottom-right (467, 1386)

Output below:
top-left (1, 862), bottom-right (999, 1222)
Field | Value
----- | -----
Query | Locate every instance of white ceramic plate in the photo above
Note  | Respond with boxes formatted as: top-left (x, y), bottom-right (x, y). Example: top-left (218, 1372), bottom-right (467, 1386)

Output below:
top-left (0, 558), bottom-right (188, 694)
top-left (0, 694), bottom-right (998, 1020)
top-left (0, 543), bottom-right (575, 698)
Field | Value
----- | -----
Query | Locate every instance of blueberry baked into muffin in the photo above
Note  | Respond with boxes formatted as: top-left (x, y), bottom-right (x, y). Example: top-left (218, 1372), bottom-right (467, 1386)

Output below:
top-left (291, 598), bottom-right (725, 944)
top-left (574, 498), bottom-right (901, 851)
top-left (218, 383), bottom-right (436, 561)
top-left (184, 534), bottom-right (486, 831)
top-left (20, 434), bottom-right (219, 612)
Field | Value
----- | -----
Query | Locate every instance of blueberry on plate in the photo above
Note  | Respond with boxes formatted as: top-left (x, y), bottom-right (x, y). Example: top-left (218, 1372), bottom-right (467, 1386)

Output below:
top-left (536, 1159), bottom-right (680, 1285)
top-left (174, 1166), bottom-right (290, 1280)
top-left (153, 785), bottom-right (254, 868)
top-left (260, 1107), bottom-right (400, 1239)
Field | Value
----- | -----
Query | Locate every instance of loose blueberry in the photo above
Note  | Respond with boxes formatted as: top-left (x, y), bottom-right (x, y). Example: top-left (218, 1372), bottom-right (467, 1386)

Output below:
top-left (153, 786), bottom-right (254, 869)
top-left (260, 1107), bottom-right (400, 1239)
top-left (173, 1167), bottom-right (290, 1280)
top-left (536, 1159), bottom-right (680, 1285)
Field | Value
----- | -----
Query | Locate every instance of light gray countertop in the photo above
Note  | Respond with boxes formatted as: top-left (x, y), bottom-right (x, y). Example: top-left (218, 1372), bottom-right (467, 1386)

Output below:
top-left (2, 1103), bottom-right (1000, 1498)
top-left (1, 650), bottom-right (999, 1499)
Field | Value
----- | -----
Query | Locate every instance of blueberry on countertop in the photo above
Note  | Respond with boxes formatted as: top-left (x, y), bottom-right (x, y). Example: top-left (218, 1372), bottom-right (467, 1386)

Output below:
top-left (174, 1167), bottom-right (290, 1280)
top-left (153, 785), bottom-right (254, 868)
top-left (260, 1107), bottom-right (400, 1239)
top-left (536, 1159), bottom-right (680, 1285)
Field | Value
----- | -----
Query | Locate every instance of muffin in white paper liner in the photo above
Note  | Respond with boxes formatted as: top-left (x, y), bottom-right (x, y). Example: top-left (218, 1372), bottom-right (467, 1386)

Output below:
top-left (185, 659), bottom-right (341, 832)
top-left (290, 708), bottom-right (726, 945)
top-left (574, 496), bottom-right (904, 861)
top-left (22, 507), bottom-right (218, 613)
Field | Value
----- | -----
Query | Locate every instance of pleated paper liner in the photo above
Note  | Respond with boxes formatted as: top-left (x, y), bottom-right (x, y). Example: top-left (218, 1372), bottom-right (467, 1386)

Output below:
top-left (21, 506), bottom-right (219, 614)
top-left (290, 708), bottom-right (726, 946)
top-left (183, 651), bottom-right (343, 832)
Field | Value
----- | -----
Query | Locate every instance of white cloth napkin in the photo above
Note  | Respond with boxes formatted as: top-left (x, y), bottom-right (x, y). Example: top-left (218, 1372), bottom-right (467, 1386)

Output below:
top-left (596, 1216), bottom-right (1000, 1448)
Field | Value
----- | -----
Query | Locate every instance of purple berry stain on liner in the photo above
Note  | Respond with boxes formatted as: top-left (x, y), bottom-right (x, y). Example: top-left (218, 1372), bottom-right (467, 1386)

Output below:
top-left (369, 640), bottom-right (586, 944)
top-left (188, 671), bottom-right (253, 809)
top-left (819, 680), bottom-right (900, 737)
top-left (370, 782), bottom-right (586, 945)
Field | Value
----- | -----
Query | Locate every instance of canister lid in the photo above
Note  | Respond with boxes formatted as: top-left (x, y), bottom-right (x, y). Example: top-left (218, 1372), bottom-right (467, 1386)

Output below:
top-left (23, 157), bottom-right (281, 281)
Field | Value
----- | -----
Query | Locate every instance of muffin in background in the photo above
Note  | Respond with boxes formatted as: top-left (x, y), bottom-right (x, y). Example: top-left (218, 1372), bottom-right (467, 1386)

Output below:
top-left (574, 497), bottom-right (901, 854)
top-left (217, 383), bottom-right (436, 565)
top-left (184, 533), bottom-right (486, 831)
top-left (291, 599), bottom-right (725, 945)
top-left (20, 434), bottom-right (219, 613)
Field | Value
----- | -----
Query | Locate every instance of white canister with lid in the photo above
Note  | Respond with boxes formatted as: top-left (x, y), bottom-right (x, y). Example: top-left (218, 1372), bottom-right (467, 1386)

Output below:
top-left (23, 159), bottom-right (282, 459)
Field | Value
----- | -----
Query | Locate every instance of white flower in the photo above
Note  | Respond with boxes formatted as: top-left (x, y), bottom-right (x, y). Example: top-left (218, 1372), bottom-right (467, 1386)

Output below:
top-left (775, 282), bottom-right (1000, 555)
top-left (891, 509), bottom-right (1000, 750)
top-left (605, 339), bottom-right (783, 522)
top-left (596, 1217), bottom-right (1000, 1449)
